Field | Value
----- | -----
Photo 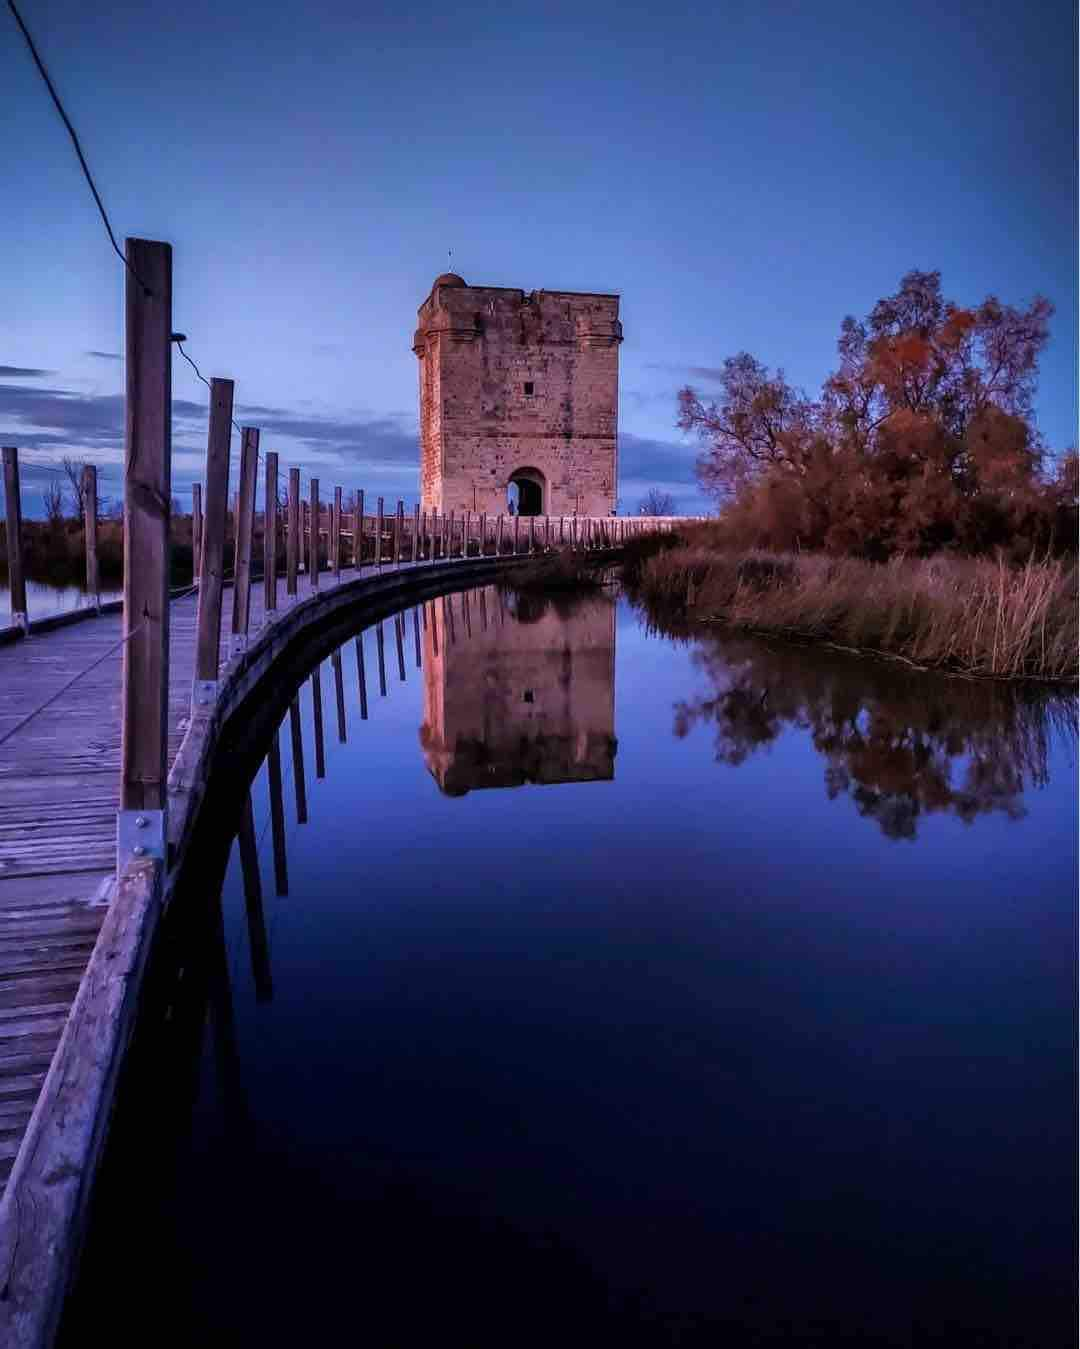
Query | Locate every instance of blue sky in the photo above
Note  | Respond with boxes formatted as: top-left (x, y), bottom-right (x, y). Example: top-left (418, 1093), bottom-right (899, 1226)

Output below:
top-left (2, 0), bottom-right (1075, 516)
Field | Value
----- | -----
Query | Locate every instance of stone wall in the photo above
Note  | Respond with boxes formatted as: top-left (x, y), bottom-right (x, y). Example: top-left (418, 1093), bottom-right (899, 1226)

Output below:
top-left (413, 275), bottom-right (622, 516)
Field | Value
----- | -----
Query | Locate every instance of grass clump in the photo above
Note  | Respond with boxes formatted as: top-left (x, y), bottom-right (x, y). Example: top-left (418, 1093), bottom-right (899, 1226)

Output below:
top-left (632, 546), bottom-right (1078, 681)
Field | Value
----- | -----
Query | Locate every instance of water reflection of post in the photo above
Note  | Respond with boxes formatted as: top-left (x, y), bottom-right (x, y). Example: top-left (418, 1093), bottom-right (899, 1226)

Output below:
top-left (444, 594), bottom-right (456, 645)
top-left (356, 635), bottom-right (369, 720)
top-left (463, 590), bottom-right (472, 639)
top-left (413, 607), bottom-right (422, 669)
top-left (267, 729), bottom-right (288, 895)
top-left (395, 614), bottom-right (406, 682)
top-left (376, 622), bottom-right (388, 696)
top-left (237, 794), bottom-right (274, 1002)
top-left (312, 665), bottom-right (326, 778)
top-left (479, 588), bottom-right (488, 631)
top-left (289, 696), bottom-right (308, 824)
top-left (332, 648), bottom-right (347, 742)
top-left (430, 602), bottom-right (440, 657)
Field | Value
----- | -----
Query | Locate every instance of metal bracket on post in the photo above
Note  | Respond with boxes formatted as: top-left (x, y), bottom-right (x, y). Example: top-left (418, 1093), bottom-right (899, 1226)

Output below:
top-left (191, 678), bottom-right (218, 709)
top-left (117, 809), bottom-right (166, 874)
top-left (232, 634), bottom-right (248, 657)
top-left (12, 612), bottom-right (28, 635)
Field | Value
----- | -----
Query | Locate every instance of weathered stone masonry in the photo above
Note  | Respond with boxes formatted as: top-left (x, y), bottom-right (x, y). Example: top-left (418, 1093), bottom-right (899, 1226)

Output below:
top-left (413, 273), bottom-right (623, 516)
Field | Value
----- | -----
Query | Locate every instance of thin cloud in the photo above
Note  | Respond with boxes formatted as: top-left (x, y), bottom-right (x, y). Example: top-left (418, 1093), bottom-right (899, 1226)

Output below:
top-left (644, 363), bottom-right (726, 384)
top-left (0, 365), bottom-right (53, 378)
top-left (87, 350), bottom-right (122, 362)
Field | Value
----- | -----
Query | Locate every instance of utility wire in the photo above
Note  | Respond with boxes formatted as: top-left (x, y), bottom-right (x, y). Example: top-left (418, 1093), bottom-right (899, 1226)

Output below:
top-left (7, 0), bottom-right (152, 297)
top-left (174, 339), bottom-right (244, 436)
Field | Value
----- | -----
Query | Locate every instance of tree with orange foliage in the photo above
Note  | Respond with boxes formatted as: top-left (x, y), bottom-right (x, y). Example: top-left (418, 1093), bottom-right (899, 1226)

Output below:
top-left (680, 271), bottom-right (1072, 557)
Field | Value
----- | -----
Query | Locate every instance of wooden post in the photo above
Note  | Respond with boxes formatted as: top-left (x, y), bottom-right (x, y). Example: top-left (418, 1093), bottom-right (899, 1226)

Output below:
top-left (496, 514), bottom-right (504, 555)
top-left (464, 511), bottom-right (472, 558)
top-left (513, 514), bottom-right (520, 555)
top-left (479, 511), bottom-right (487, 557)
top-left (412, 503), bottom-right (420, 563)
top-left (191, 481), bottom-right (202, 583)
top-left (83, 463), bottom-right (100, 611)
top-left (231, 427), bottom-right (259, 648)
top-left (286, 467), bottom-right (300, 595)
top-left (544, 514), bottom-right (551, 552)
top-left (267, 729), bottom-right (288, 896)
top-left (311, 667), bottom-right (325, 778)
top-left (355, 489), bottom-right (365, 568)
top-left (428, 510), bottom-right (436, 562)
top-left (264, 452), bottom-right (279, 612)
top-left (193, 379), bottom-right (233, 702)
top-left (119, 238), bottom-right (171, 859)
top-left (331, 486), bottom-right (342, 578)
top-left (529, 516), bottom-right (536, 554)
top-left (448, 510), bottom-right (456, 560)
top-left (309, 478), bottom-right (320, 588)
top-left (3, 448), bottom-right (27, 632)
top-left (395, 499), bottom-right (404, 568)
top-left (332, 648), bottom-right (346, 742)
top-left (375, 496), bottom-right (384, 567)
top-left (560, 515), bottom-right (565, 545)
top-left (355, 635), bottom-right (368, 720)
top-left (289, 697), bottom-right (307, 824)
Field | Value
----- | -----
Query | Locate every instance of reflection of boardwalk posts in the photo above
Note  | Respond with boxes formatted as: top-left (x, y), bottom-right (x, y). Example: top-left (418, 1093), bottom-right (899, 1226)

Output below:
top-left (194, 379), bottom-right (233, 706)
top-left (375, 497), bottom-right (384, 567)
top-left (266, 730), bottom-right (288, 896)
top-left (309, 478), bottom-right (320, 589)
top-left (479, 588), bottom-right (488, 631)
top-left (355, 635), bottom-right (369, 719)
top-left (311, 665), bottom-right (326, 778)
top-left (463, 589), bottom-right (472, 638)
top-left (288, 697), bottom-right (308, 824)
top-left (430, 601), bottom-right (440, 656)
top-left (237, 794), bottom-right (273, 1003)
top-left (286, 467), bottom-right (300, 595)
top-left (331, 486), bottom-right (342, 579)
top-left (395, 613), bottom-right (406, 681)
top-left (413, 606), bottom-right (422, 668)
top-left (332, 648), bottom-right (347, 742)
top-left (83, 464), bottom-right (100, 611)
top-left (231, 427), bottom-right (259, 652)
top-left (376, 621), bottom-right (388, 696)
top-left (264, 452), bottom-right (279, 614)
top-left (3, 448), bottom-right (27, 633)
top-left (444, 593), bottom-right (457, 645)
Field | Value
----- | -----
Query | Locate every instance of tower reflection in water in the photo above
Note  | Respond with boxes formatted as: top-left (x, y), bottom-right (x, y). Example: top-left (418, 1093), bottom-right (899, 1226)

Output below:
top-left (419, 586), bottom-right (617, 795)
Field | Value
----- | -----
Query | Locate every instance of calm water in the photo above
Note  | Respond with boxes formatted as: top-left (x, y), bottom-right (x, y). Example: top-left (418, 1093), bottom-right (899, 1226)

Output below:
top-left (65, 586), bottom-right (1077, 1347)
top-left (0, 577), bottom-right (121, 623)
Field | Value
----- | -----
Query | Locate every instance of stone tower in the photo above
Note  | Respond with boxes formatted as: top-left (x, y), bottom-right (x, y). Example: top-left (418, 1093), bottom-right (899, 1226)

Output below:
top-left (413, 274), bottom-right (622, 516)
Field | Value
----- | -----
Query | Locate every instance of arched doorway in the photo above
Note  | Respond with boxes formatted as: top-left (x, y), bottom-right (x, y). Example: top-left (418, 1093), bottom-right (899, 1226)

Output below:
top-left (508, 467), bottom-right (545, 516)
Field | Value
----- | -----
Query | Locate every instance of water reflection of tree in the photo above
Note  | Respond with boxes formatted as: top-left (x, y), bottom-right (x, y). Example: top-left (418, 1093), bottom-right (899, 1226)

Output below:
top-left (674, 635), bottom-right (1077, 840)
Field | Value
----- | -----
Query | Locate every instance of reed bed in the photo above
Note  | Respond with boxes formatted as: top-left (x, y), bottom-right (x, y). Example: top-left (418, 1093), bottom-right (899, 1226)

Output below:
top-left (632, 547), bottom-right (1079, 681)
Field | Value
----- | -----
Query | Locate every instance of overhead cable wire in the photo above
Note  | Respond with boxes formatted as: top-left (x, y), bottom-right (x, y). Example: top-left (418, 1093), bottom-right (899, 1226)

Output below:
top-left (6, 0), bottom-right (152, 297)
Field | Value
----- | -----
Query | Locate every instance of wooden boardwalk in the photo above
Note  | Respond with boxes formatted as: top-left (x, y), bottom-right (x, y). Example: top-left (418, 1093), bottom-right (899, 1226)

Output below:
top-left (0, 570), bottom-right (338, 1193)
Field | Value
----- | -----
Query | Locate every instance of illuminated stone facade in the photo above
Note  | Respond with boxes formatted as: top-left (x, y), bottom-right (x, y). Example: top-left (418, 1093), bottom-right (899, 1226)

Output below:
top-left (413, 274), bottom-right (622, 516)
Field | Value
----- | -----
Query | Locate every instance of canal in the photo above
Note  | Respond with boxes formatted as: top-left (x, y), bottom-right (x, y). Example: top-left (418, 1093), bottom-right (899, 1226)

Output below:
top-left (62, 582), bottom-right (1077, 1346)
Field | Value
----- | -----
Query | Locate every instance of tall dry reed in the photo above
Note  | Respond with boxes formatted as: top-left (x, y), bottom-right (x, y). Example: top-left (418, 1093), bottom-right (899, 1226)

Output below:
top-left (633, 548), bottom-right (1078, 681)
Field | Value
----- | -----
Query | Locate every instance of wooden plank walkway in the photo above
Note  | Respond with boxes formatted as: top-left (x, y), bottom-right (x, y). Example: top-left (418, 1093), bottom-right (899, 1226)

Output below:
top-left (0, 569), bottom-right (341, 1193)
